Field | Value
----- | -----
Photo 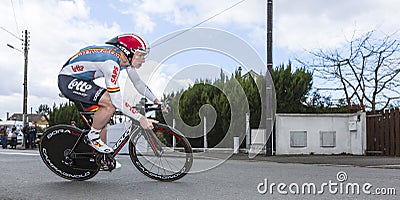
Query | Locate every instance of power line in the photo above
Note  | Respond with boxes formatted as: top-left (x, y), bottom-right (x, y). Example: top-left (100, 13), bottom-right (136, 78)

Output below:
top-left (10, 0), bottom-right (20, 34)
top-left (151, 0), bottom-right (247, 49)
top-left (0, 26), bottom-right (22, 41)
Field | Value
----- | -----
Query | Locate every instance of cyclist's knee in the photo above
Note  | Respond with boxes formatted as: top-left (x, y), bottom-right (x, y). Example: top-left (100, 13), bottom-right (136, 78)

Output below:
top-left (100, 101), bottom-right (115, 114)
top-left (105, 104), bottom-right (116, 113)
top-left (98, 92), bottom-right (116, 113)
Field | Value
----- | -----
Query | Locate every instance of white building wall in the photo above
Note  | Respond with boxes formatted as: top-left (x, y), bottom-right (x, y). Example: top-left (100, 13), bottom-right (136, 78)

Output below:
top-left (275, 112), bottom-right (366, 155)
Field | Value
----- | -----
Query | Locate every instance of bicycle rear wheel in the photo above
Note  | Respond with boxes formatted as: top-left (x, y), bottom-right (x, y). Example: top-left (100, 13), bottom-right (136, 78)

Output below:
top-left (129, 123), bottom-right (193, 182)
top-left (39, 125), bottom-right (100, 181)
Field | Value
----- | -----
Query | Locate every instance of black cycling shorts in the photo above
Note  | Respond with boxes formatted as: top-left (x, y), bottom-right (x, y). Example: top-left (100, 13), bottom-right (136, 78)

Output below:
top-left (58, 75), bottom-right (106, 105)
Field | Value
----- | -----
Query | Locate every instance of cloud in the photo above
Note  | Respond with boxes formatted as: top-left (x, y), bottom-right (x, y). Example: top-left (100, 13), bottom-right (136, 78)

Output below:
top-left (0, 0), bottom-right (265, 121)
top-left (131, 12), bottom-right (157, 33)
top-left (0, 0), bottom-right (120, 120)
top-left (117, 0), bottom-right (265, 45)
top-left (23, 0), bottom-right (120, 97)
top-left (124, 60), bottom-right (193, 98)
top-left (274, 0), bottom-right (400, 52)
top-left (6, 0), bottom-right (398, 121)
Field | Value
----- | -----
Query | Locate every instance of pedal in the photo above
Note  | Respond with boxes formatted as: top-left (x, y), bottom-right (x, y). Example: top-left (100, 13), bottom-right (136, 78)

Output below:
top-left (98, 154), bottom-right (116, 171)
top-left (62, 158), bottom-right (74, 166)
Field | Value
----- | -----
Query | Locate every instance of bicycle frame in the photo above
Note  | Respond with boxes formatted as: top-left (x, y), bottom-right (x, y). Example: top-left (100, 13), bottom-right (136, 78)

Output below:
top-left (111, 122), bottom-right (138, 155)
top-left (73, 101), bottom-right (164, 158)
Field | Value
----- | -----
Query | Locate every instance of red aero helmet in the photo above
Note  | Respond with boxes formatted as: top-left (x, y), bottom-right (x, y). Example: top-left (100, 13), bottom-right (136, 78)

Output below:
top-left (106, 34), bottom-right (149, 59)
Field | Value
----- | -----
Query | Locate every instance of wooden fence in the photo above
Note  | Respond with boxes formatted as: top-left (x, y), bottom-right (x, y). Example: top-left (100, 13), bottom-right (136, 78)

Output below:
top-left (366, 108), bottom-right (400, 156)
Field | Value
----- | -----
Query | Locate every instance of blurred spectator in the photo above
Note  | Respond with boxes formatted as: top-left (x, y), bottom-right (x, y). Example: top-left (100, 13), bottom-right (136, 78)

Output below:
top-left (22, 123), bottom-right (30, 148)
top-left (29, 123), bottom-right (37, 148)
top-left (71, 121), bottom-right (77, 127)
top-left (0, 125), bottom-right (7, 149)
top-left (10, 125), bottom-right (17, 149)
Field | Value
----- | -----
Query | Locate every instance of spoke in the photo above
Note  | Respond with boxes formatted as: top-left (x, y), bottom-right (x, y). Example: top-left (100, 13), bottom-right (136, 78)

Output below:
top-left (139, 155), bottom-right (151, 166)
top-left (156, 157), bottom-right (162, 175)
top-left (164, 157), bottom-right (181, 172)
top-left (145, 156), bottom-right (159, 172)
top-left (159, 158), bottom-right (168, 175)
top-left (132, 126), bottom-right (192, 180)
top-left (163, 158), bottom-right (174, 172)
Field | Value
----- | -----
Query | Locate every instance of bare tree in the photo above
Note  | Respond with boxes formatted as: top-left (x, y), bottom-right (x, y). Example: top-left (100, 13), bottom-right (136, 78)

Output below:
top-left (299, 30), bottom-right (400, 112)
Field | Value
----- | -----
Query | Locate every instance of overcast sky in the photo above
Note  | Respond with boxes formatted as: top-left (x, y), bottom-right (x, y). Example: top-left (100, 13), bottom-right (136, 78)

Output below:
top-left (0, 0), bottom-right (399, 121)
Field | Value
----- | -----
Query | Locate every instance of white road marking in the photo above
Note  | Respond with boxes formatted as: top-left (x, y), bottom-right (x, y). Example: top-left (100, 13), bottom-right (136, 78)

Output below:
top-left (0, 150), bottom-right (39, 156)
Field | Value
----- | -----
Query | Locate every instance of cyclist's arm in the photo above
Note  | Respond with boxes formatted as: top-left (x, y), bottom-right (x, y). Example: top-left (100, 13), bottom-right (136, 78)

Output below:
top-left (127, 68), bottom-right (158, 102)
top-left (101, 60), bottom-right (143, 121)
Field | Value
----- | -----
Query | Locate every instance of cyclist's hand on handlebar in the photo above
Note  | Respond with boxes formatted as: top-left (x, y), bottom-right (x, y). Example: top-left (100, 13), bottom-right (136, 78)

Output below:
top-left (154, 99), bottom-right (162, 104)
top-left (139, 116), bottom-right (159, 129)
top-left (154, 99), bottom-right (169, 113)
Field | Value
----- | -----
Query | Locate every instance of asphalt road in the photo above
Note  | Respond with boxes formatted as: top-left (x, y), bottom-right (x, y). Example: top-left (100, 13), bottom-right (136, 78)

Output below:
top-left (0, 149), bottom-right (399, 200)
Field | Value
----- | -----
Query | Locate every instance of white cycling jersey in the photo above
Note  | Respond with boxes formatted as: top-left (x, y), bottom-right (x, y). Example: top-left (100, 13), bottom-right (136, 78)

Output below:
top-left (59, 45), bottom-right (157, 121)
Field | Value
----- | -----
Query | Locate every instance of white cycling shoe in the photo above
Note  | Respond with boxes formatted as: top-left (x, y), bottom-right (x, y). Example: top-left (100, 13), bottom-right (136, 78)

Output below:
top-left (86, 133), bottom-right (114, 154)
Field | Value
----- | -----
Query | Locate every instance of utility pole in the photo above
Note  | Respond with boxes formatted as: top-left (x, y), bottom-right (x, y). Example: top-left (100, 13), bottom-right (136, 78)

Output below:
top-left (266, 0), bottom-right (274, 155)
top-left (267, 0), bottom-right (273, 73)
top-left (22, 30), bottom-right (29, 127)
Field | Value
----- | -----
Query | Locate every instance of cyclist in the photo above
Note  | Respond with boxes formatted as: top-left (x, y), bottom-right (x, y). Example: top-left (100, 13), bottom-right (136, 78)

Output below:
top-left (58, 34), bottom-right (160, 156)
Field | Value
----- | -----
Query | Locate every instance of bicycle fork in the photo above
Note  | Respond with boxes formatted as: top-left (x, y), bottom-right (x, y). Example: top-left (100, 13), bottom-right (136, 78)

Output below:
top-left (139, 128), bottom-right (164, 157)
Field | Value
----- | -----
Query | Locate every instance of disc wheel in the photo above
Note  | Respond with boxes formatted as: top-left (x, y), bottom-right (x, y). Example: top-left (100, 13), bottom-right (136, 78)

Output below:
top-left (39, 125), bottom-right (99, 181)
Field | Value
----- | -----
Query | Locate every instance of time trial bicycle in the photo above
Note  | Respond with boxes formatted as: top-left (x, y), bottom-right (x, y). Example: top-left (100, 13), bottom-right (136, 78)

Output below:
top-left (39, 99), bottom-right (193, 181)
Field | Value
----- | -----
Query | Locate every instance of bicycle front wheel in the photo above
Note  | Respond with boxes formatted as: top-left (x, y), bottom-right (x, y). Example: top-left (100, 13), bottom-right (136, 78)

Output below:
top-left (129, 123), bottom-right (193, 182)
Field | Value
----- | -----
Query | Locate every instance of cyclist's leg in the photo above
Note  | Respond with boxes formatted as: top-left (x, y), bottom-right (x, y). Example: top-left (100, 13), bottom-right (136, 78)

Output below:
top-left (58, 75), bottom-right (113, 153)
top-left (86, 91), bottom-right (115, 153)
top-left (90, 92), bottom-right (122, 168)
top-left (91, 91), bottom-right (115, 143)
